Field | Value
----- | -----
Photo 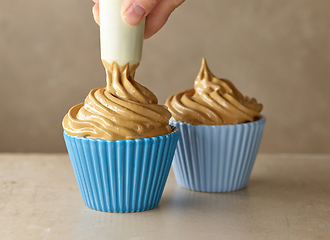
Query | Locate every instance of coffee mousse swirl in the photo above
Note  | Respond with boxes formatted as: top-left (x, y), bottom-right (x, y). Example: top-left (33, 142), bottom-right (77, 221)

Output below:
top-left (63, 61), bottom-right (172, 140)
top-left (166, 58), bottom-right (263, 125)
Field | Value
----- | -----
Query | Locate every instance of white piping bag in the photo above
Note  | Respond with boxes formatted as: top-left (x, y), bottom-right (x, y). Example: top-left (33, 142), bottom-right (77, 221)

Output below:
top-left (99, 0), bottom-right (145, 66)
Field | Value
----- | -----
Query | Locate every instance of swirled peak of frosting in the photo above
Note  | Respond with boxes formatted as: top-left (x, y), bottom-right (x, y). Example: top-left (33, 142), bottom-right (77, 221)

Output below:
top-left (166, 58), bottom-right (263, 125)
top-left (62, 61), bottom-right (172, 140)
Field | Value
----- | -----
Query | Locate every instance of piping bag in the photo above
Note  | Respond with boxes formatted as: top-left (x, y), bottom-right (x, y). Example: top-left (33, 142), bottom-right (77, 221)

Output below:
top-left (99, 0), bottom-right (145, 67)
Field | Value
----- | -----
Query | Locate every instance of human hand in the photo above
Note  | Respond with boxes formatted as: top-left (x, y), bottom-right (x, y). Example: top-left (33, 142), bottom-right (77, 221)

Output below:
top-left (92, 0), bottom-right (185, 39)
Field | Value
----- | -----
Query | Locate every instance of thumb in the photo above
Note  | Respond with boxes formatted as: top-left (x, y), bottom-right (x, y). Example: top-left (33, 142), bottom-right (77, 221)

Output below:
top-left (121, 0), bottom-right (161, 26)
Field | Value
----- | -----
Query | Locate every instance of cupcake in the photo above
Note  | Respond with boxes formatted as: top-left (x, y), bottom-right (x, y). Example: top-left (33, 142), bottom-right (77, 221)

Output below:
top-left (165, 58), bottom-right (265, 192)
top-left (63, 62), bottom-right (179, 212)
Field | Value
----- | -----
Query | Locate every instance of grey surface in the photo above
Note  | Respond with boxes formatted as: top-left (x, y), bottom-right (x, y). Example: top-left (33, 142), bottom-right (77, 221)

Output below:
top-left (0, 153), bottom-right (330, 239)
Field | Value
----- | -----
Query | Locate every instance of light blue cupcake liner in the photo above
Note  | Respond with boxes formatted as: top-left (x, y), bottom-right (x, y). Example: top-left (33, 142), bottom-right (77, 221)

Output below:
top-left (169, 117), bottom-right (266, 192)
top-left (63, 126), bottom-right (179, 213)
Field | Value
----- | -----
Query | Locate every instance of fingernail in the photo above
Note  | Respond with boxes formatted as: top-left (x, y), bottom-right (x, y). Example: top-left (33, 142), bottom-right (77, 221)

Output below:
top-left (123, 4), bottom-right (146, 26)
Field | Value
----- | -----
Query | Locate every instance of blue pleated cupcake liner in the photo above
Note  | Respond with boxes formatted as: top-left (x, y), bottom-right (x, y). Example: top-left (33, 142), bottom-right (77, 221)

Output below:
top-left (63, 126), bottom-right (179, 213)
top-left (170, 117), bottom-right (266, 192)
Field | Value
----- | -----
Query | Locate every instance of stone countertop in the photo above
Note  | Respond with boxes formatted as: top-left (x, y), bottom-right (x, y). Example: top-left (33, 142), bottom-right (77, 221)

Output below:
top-left (0, 153), bottom-right (329, 240)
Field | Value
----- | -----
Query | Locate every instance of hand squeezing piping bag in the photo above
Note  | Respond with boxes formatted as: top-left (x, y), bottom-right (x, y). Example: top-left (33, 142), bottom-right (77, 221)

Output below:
top-left (99, 0), bottom-right (145, 66)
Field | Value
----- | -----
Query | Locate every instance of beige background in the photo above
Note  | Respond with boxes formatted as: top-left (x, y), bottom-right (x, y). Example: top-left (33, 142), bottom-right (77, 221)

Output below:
top-left (0, 0), bottom-right (329, 153)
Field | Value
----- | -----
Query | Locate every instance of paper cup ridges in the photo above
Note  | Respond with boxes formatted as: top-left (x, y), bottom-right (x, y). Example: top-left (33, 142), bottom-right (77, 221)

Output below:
top-left (63, 126), bottom-right (179, 212)
top-left (170, 117), bottom-right (265, 192)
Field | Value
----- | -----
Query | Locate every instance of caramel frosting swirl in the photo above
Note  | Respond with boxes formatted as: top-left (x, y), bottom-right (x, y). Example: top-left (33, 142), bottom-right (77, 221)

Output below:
top-left (166, 58), bottom-right (263, 125)
top-left (63, 61), bottom-right (172, 140)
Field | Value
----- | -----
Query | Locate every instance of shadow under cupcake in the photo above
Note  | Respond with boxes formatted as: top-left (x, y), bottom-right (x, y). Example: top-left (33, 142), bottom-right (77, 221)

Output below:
top-left (166, 58), bottom-right (265, 192)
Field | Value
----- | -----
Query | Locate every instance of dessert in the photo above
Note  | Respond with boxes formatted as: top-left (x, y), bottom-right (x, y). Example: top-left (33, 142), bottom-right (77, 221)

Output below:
top-left (166, 58), bottom-right (265, 192)
top-left (62, 61), bottom-right (172, 141)
top-left (62, 0), bottom-right (179, 212)
top-left (63, 61), bottom-right (179, 213)
top-left (166, 58), bottom-right (262, 125)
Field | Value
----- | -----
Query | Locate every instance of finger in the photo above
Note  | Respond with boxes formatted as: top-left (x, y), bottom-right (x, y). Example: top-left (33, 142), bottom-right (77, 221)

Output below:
top-left (144, 0), bottom-right (185, 39)
top-left (121, 0), bottom-right (161, 26)
top-left (92, 2), bottom-right (100, 25)
top-left (92, 0), bottom-right (99, 3)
